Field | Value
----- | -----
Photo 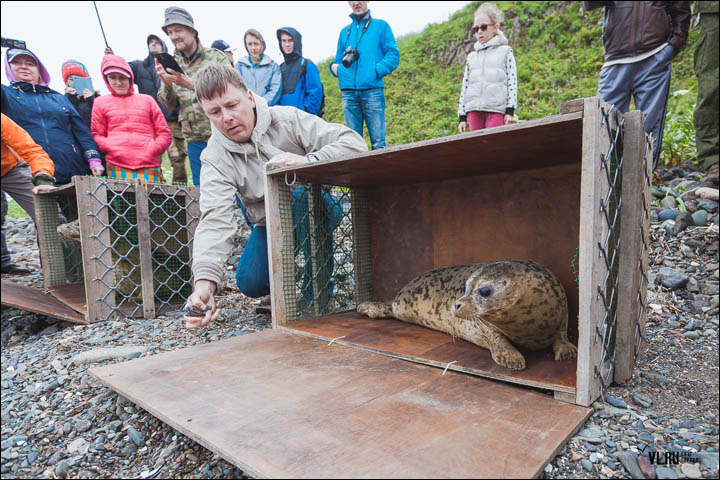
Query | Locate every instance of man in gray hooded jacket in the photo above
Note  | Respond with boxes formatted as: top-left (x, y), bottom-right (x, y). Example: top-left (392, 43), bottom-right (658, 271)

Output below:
top-left (184, 64), bottom-right (367, 328)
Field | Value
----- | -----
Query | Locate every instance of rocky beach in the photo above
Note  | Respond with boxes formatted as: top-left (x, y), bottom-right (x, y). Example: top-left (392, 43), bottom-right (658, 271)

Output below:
top-left (1, 167), bottom-right (718, 479)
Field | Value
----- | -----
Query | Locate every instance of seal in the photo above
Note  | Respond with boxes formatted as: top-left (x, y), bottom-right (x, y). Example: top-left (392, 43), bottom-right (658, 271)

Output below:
top-left (357, 261), bottom-right (577, 370)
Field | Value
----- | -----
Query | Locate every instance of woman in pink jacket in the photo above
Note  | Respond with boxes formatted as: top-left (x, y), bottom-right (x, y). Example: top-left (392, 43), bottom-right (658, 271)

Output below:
top-left (91, 54), bottom-right (171, 183)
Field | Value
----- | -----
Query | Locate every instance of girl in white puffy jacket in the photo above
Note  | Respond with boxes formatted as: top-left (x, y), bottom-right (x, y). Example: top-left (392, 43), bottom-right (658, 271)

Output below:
top-left (458, 3), bottom-right (518, 132)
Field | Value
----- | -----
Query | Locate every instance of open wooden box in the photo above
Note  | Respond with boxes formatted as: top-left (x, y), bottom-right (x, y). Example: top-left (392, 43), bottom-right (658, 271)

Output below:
top-left (265, 97), bottom-right (651, 407)
top-left (27, 176), bottom-right (200, 323)
top-left (88, 98), bottom-right (650, 478)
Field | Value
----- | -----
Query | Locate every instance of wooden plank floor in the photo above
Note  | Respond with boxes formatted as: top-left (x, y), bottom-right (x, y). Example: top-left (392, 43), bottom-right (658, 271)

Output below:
top-left (282, 312), bottom-right (577, 393)
top-left (1, 280), bottom-right (87, 324)
top-left (90, 329), bottom-right (591, 479)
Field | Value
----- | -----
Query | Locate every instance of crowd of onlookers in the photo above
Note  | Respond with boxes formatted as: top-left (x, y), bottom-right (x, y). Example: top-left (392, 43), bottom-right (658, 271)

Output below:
top-left (1, 2), bottom-right (716, 319)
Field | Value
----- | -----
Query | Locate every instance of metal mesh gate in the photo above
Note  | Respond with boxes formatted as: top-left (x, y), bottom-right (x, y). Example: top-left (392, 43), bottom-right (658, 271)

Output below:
top-left (592, 104), bottom-right (651, 396)
top-left (595, 105), bottom-right (625, 393)
top-left (277, 182), bottom-right (371, 321)
top-left (35, 176), bottom-right (200, 322)
top-left (81, 178), bottom-right (199, 321)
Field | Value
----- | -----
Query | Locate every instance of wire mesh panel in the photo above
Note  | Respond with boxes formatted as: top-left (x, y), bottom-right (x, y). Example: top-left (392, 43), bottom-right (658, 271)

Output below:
top-left (277, 181), bottom-right (369, 322)
top-left (35, 192), bottom-right (83, 288)
top-left (594, 105), bottom-right (625, 394)
top-left (74, 177), bottom-right (200, 322)
top-left (147, 184), bottom-right (199, 314)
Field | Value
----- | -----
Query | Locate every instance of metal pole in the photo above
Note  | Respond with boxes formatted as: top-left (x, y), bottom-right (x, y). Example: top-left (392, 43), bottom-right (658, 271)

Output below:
top-left (93, 1), bottom-right (109, 48)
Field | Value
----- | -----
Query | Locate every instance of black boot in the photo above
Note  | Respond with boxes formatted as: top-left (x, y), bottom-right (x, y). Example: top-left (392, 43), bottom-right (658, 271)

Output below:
top-left (1, 228), bottom-right (29, 275)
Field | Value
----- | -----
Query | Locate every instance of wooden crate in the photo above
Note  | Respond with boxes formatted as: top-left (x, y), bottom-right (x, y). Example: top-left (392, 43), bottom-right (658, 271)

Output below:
top-left (265, 97), bottom-right (651, 407)
top-left (33, 176), bottom-right (201, 323)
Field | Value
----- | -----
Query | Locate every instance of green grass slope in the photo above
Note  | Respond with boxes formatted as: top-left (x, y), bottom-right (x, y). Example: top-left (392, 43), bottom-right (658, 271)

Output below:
top-left (318, 1), bottom-right (700, 167)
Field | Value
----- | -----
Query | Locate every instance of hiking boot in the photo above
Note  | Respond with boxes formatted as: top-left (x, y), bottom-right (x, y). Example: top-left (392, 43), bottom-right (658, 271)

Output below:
top-left (57, 220), bottom-right (81, 242)
top-left (1, 261), bottom-right (30, 275)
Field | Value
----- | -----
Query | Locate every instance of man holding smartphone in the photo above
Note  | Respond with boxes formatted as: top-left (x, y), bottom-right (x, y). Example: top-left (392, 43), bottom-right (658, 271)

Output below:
top-left (155, 6), bottom-right (231, 186)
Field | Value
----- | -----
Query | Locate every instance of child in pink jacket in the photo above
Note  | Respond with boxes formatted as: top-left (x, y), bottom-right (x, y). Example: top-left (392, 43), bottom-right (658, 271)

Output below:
top-left (91, 54), bottom-right (171, 182)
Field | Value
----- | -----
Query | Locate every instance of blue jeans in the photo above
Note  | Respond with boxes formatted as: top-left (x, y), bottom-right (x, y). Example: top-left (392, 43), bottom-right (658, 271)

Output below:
top-left (187, 141), bottom-right (207, 186)
top-left (597, 44), bottom-right (674, 170)
top-left (234, 189), bottom-right (344, 301)
top-left (341, 88), bottom-right (386, 150)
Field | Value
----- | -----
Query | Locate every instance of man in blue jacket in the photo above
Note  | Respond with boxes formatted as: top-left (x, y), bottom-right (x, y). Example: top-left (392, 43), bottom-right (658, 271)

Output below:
top-left (329, 1), bottom-right (399, 150)
top-left (276, 27), bottom-right (323, 115)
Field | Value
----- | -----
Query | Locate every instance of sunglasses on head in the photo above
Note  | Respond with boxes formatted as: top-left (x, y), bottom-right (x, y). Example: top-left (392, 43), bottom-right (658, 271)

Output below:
top-left (471, 24), bottom-right (492, 34)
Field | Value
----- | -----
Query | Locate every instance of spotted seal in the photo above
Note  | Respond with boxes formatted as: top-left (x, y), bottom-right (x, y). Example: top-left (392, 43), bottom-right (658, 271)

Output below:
top-left (357, 261), bottom-right (577, 370)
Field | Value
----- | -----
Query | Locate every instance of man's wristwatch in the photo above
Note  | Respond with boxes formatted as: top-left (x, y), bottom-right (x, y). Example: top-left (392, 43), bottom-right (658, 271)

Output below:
top-left (307, 153), bottom-right (320, 163)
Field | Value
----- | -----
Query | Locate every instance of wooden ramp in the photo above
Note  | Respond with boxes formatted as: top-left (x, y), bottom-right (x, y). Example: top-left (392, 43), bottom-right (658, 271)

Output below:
top-left (1, 280), bottom-right (87, 324)
top-left (90, 329), bottom-right (590, 478)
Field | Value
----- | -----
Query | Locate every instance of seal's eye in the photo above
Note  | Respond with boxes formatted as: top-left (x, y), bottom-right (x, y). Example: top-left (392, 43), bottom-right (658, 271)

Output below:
top-left (477, 286), bottom-right (492, 298)
top-left (503, 280), bottom-right (507, 286)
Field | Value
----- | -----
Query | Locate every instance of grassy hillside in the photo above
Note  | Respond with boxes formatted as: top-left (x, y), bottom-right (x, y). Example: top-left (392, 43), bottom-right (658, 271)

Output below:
top-left (318, 1), bottom-right (700, 167)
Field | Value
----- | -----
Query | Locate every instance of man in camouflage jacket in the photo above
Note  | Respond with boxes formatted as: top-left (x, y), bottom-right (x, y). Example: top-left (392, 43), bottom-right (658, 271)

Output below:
top-left (156, 6), bottom-right (231, 185)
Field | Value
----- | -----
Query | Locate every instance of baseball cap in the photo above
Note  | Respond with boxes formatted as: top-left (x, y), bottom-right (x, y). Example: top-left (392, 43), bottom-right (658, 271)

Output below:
top-left (7, 48), bottom-right (38, 64)
top-left (211, 40), bottom-right (236, 52)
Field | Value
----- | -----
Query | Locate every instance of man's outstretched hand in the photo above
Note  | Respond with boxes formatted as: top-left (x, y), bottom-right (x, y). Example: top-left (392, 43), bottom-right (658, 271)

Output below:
top-left (184, 280), bottom-right (221, 329)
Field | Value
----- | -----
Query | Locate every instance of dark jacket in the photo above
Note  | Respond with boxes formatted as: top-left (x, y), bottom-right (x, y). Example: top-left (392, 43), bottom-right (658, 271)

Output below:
top-left (276, 27), bottom-right (323, 115)
top-left (1, 82), bottom-right (100, 184)
top-left (65, 91), bottom-right (99, 128)
top-left (129, 37), bottom-right (179, 123)
top-left (584, 1), bottom-right (691, 61)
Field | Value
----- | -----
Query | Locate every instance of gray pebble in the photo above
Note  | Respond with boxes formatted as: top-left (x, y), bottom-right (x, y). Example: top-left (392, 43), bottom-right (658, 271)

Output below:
top-left (127, 426), bottom-right (145, 447)
top-left (632, 393), bottom-right (653, 408)
top-left (74, 419), bottom-right (92, 433)
top-left (55, 460), bottom-right (69, 479)
top-left (605, 396), bottom-right (628, 409)
top-left (683, 331), bottom-right (701, 339)
top-left (581, 458), bottom-right (594, 472)
top-left (618, 451), bottom-right (645, 479)
top-left (691, 210), bottom-right (708, 226)
top-left (656, 466), bottom-right (680, 479)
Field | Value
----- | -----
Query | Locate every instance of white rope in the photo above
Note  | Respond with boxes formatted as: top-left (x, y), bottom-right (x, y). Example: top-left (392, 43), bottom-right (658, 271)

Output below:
top-left (442, 360), bottom-right (458, 375)
top-left (327, 336), bottom-right (346, 346)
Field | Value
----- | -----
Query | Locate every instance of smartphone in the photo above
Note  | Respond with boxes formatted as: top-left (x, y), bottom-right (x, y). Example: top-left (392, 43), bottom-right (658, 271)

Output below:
top-left (68, 76), bottom-right (94, 95)
top-left (152, 52), bottom-right (184, 74)
top-left (1, 37), bottom-right (27, 49)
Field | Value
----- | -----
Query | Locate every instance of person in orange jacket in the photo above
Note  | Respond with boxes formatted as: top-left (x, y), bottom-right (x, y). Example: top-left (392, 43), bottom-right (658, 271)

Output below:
top-left (1, 113), bottom-right (56, 274)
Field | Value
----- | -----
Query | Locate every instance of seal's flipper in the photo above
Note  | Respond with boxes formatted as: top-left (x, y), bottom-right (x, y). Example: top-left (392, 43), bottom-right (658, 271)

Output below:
top-left (357, 302), bottom-right (394, 319)
top-left (552, 332), bottom-right (578, 360)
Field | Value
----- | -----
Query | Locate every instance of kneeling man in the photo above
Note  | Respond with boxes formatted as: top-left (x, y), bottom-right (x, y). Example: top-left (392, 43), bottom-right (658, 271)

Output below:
top-left (185, 64), bottom-right (367, 328)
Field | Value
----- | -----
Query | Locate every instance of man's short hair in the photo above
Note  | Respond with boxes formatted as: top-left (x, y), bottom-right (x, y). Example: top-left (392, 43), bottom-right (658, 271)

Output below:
top-left (195, 64), bottom-right (248, 102)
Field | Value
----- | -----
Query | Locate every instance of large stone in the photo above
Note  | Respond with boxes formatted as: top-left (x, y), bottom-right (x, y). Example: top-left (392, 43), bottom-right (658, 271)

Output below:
top-left (71, 346), bottom-right (151, 366)
top-left (695, 187), bottom-right (719, 201)
top-left (658, 209), bottom-right (679, 222)
top-left (680, 462), bottom-right (702, 479)
top-left (67, 437), bottom-right (89, 455)
top-left (655, 466), bottom-right (679, 479)
top-left (695, 198), bottom-right (718, 213)
top-left (637, 455), bottom-right (656, 479)
top-left (633, 394), bottom-right (653, 408)
top-left (672, 211), bottom-right (694, 235)
top-left (658, 268), bottom-right (689, 290)
top-left (697, 452), bottom-right (719, 470)
top-left (691, 210), bottom-right (708, 226)
top-left (661, 196), bottom-right (678, 209)
top-left (618, 451), bottom-right (645, 479)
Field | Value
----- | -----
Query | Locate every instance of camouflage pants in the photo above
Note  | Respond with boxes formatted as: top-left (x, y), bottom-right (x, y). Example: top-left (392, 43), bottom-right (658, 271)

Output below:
top-left (167, 120), bottom-right (189, 184)
top-left (694, 13), bottom-right (719, 169)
